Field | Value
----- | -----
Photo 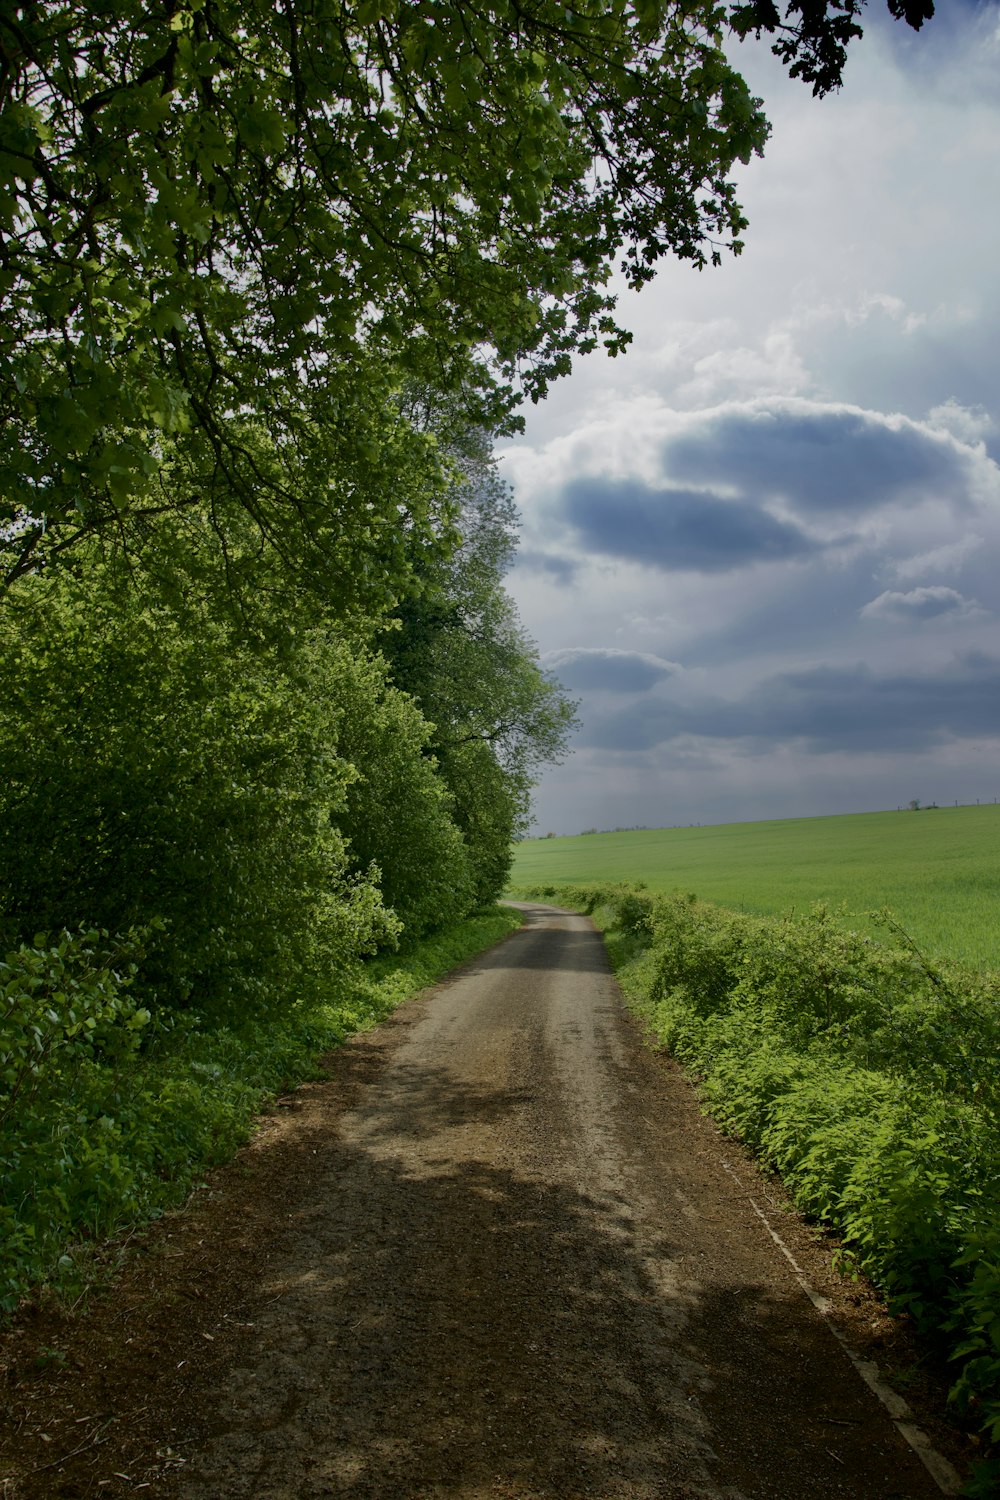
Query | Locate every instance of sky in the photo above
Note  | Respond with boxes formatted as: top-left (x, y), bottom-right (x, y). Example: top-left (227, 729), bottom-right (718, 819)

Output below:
top-left (500, 0), bottom-right (1000, 835)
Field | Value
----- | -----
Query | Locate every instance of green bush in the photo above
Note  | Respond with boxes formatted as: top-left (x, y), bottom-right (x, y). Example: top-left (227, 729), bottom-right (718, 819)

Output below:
top-left (1, 929), bottom-right (149, 1120)
top-left (1, 928), bottom-right (150, 1311)
top-left (0, 577), bottom-right (403, 1014)
top-left (649, 895), bottom-right (749, 1018)
top-left (578, 881), bottom-right (1000, 1486)
top-left (0, 905), bottom-right (522, 1316)
top-left (949, 1230), bottom-right (1000, 1496)
top-left (332, 646), bottom-right (476, 937)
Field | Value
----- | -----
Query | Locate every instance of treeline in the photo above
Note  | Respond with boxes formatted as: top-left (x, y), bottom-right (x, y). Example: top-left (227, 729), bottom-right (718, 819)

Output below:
top-left (0, 425), bottom-right (573, 1011)
top-left (0, 417), bottom-right (572, 1309)
top-left (519, 881), bottom-right (999, 1493)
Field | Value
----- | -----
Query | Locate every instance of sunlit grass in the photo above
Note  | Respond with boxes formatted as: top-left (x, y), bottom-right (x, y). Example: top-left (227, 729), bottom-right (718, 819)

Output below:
top-left (510, 805), bottom-right (1000, 969)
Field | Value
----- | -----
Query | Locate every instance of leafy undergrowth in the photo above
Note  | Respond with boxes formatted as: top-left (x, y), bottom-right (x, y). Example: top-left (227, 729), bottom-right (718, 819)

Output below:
top-left (514, 880), bottom-right (1000, 1495)
top-left (1, 905), bottom-right (522, 1319)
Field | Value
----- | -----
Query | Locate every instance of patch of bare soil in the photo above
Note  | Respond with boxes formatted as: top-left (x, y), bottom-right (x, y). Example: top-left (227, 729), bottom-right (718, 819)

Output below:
top-left (0, 907), bottom-right (977, 1498)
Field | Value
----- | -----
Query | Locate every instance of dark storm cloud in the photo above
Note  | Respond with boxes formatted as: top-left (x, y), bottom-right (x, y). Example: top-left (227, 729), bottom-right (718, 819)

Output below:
top-left (560, 477), bottom-right (821, 572)
top-left (513, 550), bottom-right (579, 585)
top-left (662, 405), bottom-right (966, 516)
top-left (543, 648), bottom-right (680, 694)
top-left (581, 651), bottom-right (1000, 755)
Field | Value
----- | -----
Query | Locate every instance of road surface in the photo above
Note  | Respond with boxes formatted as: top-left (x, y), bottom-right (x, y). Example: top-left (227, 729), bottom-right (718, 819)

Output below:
top-left (0, 904), bottom-right (961, 1498)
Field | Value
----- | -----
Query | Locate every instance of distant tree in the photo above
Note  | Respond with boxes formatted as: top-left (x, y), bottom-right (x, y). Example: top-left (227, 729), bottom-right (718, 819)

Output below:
top-left (381, 423), bottom-right (576, 902)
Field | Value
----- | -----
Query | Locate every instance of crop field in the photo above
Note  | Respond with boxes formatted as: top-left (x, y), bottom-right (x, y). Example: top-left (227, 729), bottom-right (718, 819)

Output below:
top-left (510, 804), bottom-right (1000, 970)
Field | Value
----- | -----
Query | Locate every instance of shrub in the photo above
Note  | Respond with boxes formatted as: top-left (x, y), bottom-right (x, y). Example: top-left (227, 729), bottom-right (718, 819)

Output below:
top-left (1, 928), bottom-right (149, 1311)
top-left (0, 905), bottom-right (523, 1314)
top-left (582, 881), bottom-right (1000, 1482)
top-left (0, 577), bottom-right (402, 1014)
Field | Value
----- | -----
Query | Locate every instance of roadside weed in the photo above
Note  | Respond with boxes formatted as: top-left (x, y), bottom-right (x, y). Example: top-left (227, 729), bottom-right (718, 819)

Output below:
top-left (527, 881), bottom-right (1000, 1490)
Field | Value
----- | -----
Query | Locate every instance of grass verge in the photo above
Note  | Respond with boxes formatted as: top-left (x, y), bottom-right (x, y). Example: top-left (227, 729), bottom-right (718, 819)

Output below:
top-left (514, 880), bottom-right (999, 1497)
top-left (1, 905), bottom-right (522, 1318)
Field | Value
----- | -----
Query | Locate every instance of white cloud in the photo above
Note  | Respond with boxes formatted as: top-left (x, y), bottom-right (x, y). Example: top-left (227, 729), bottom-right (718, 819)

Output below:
top-left (675, 332), bottom-right (810, 407)
top-left (887, 534), bottom-right (985, 583)
top-left (860, 586), bottom-right (984, 623)
top-left (502, 6), bottom-right (1000, 831)
top-left (926, 399), bottom-right (997, 445)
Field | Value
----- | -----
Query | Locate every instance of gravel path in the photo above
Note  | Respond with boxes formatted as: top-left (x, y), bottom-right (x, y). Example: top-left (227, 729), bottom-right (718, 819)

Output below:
top-left (0, 905), bottom-right (965, 1498)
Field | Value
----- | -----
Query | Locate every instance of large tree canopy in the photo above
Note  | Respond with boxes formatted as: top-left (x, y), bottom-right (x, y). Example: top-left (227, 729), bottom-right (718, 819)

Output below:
top-left (0, 0), bottom-right (768, 596)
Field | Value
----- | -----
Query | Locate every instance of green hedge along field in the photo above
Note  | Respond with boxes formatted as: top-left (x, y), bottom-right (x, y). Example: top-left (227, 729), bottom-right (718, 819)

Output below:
top-left (514, 880), bottom-right (1000, 1497)
top-left (511, 804), bottom-right (1000, 970)
top-left (0, 906), bottom-right (523, 1318)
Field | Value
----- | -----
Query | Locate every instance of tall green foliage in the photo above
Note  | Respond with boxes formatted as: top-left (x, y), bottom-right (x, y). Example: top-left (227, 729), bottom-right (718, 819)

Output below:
top-left (0, 0), bottom-right (616, 1329)
top-left (535, 881), bottom-right (1000, 1487)
top-left (0, 0), bottom-right (768, 593)
top-left (382, 429), bottom-right (577, 902)
top-left (321, 646), bottom-right (477, 938)
top-left (0, 405), bottom-right (568, 1003)
top-left (0, 563), bottom-right (417, 1012)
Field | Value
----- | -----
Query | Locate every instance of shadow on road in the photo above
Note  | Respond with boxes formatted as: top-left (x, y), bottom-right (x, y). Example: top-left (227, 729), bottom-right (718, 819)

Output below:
top-left (461, 921), bottom-right (612, 977)
top-left (178, 1047), bottom-right (938, 1500)
top-left (180, 1084), bottom-right (712, 1500)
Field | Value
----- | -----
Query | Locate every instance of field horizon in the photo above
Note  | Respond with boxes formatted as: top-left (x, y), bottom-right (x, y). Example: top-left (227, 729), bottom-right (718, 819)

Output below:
top-left (510, 803), bottom-right (1000, 970)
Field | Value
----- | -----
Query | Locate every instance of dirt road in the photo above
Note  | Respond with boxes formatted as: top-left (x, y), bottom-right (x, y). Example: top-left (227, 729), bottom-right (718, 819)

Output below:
top-left (0, 905), bottom-right (965, 1498)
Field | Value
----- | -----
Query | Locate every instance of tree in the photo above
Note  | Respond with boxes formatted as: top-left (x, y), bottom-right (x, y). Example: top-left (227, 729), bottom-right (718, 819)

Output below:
top-left (0, 559), bottom-right (413, 1012)
top-left (1, 0), bottom-right (768, 598)
top-left (381, 423), bottom-right (577, 901)
top-left (729, 0), bottom-right (936, 96)
top-left (330, 647), bottom-right (478, 936)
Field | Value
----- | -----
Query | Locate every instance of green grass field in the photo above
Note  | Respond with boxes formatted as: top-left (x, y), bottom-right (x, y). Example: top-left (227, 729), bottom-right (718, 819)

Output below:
top-left (510, 804), bottom-right (1000, 970)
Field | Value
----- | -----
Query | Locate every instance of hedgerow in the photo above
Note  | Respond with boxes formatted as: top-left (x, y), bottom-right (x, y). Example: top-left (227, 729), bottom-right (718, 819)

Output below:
top-left (0, 905), bottom-right (522, 1317)
top-left (514, 880), bottom-right (1000, 1492)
